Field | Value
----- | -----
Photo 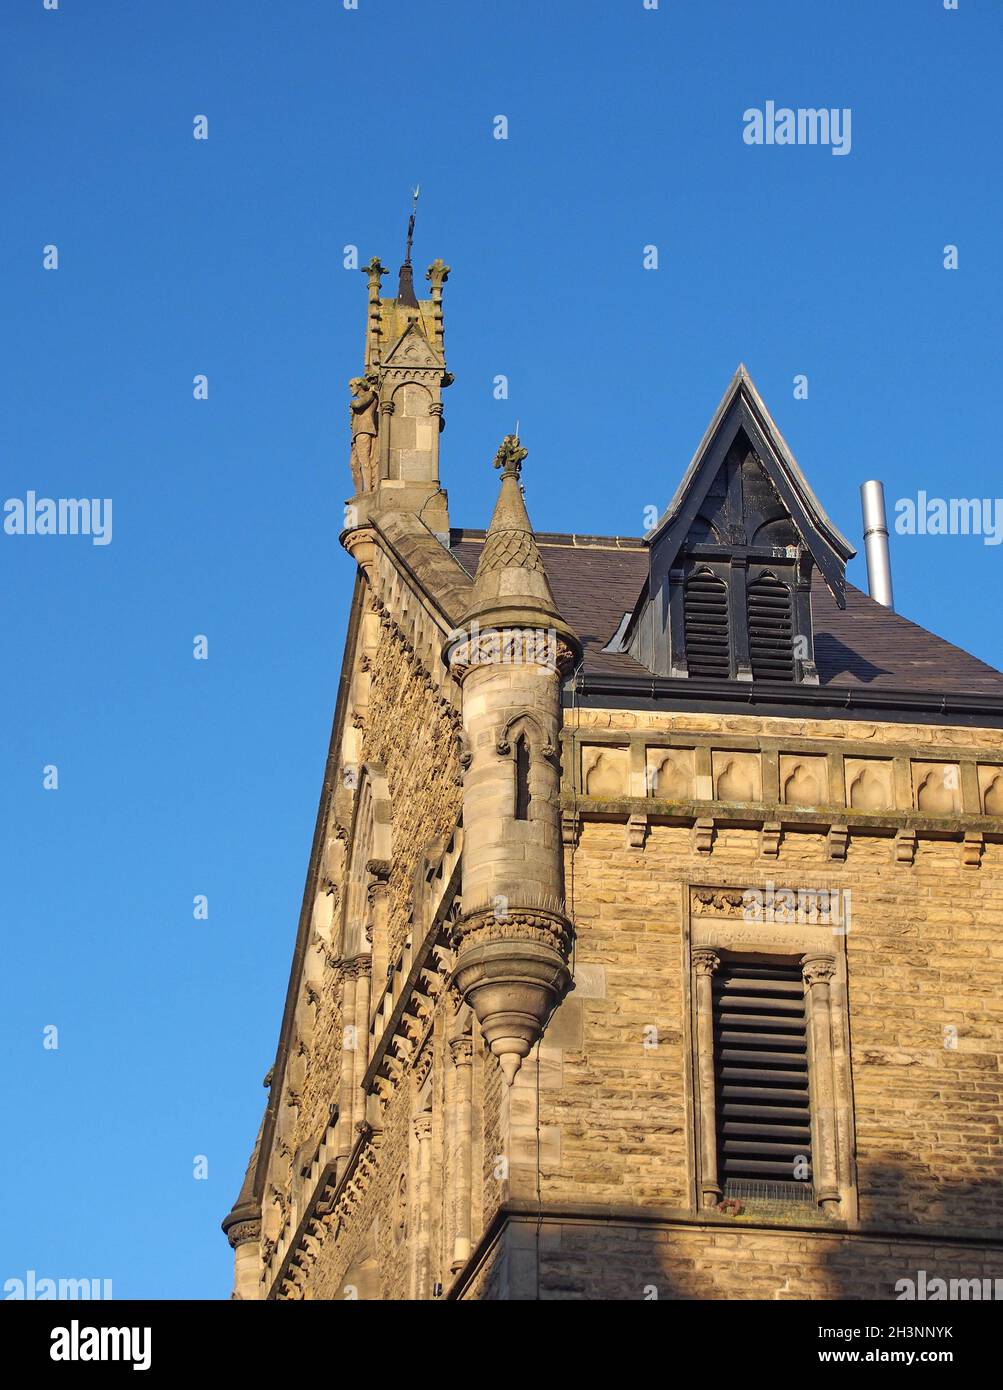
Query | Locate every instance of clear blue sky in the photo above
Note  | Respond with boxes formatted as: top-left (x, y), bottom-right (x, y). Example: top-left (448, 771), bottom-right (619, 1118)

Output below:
top-left (2, 1), bottom-right (1000, 1300)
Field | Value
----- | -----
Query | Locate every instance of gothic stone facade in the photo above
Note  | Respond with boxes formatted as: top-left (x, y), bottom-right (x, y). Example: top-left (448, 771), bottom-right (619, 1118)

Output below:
top-left (222, 251), bottom-right (1003, 1301)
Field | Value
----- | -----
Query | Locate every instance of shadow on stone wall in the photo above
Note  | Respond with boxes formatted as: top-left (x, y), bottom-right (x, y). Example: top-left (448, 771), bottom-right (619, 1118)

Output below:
top-left (518, 1160), bottom-right (1003, 1300)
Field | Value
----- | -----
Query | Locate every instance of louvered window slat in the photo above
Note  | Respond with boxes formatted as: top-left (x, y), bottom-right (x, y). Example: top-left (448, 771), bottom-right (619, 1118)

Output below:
top-left (684, 571), bottom-right (730, 677)
top-left (747, 574), bottom-right (795, 682)
top-left (713, 959), bottom-right (813, 1197)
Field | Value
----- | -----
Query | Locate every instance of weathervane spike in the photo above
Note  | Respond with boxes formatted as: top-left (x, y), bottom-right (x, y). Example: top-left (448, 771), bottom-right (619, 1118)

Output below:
top-left (404, 184), bottom-right (420, 266)
top-left (397, 185), bottom-right (421, 308)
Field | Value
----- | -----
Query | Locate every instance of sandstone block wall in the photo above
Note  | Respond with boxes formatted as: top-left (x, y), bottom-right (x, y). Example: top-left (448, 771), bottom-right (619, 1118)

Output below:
top-left (459, 1213), bottom-right (1003, 1300)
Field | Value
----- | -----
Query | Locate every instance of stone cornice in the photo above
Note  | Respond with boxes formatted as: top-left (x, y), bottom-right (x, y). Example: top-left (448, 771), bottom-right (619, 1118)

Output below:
top-left (562, 796), bottom-right (1003, 842)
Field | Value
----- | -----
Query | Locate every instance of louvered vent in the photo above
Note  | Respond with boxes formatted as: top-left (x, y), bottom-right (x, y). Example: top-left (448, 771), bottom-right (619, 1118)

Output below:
top-left (684, 570), bottom-right (730, 678)
top-left (713, 958), bottom-right (813, 1198)
top-left (747, 573), bottom-right (795, 681)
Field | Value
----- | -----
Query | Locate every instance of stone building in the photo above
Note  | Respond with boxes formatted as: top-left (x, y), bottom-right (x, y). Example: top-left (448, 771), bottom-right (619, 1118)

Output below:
top-left (222, 240), bottom-right (1003, 1301)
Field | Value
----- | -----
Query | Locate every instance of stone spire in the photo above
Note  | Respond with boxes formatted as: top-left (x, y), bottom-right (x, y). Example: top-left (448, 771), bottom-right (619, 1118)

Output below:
top-left (458, 435), bottom-right (580, 656)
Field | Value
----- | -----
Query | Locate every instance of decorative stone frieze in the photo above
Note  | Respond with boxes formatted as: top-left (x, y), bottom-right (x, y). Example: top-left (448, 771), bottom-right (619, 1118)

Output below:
top-left (692, 887), bottom-right (746, 916)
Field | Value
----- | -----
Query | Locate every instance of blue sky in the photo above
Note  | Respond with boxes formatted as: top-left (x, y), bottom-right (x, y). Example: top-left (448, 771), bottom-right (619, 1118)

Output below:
top-left (2, 0), bottom-right (1000, 1299)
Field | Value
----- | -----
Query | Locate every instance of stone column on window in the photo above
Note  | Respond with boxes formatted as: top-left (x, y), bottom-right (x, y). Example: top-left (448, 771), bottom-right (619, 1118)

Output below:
top-left (378, 397), bottom-right (395, 479)
top-left (802, 953), bottom-right (840, 1214)
top-left (693, 948), bottom-right (722, 1208)
top-left (367, 860), bottom-right (391, 1015)
top-left (412, 1111), bottom-right (433, 1299)
top-left (336, 963), bottom-right (359, 1170)
top-left (351, 957), bottom-right (372, 1130)
top-left (449, 1033), bottom-right (474, 1272)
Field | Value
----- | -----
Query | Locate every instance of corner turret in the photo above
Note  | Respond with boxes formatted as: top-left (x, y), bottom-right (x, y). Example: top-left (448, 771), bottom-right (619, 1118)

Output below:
top-left (444, 438), bottom-right (581, 1083)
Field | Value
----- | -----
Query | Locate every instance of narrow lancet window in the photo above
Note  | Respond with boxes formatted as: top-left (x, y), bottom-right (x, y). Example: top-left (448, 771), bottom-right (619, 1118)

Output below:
top-left (514, 735), bottom-right (531, 820)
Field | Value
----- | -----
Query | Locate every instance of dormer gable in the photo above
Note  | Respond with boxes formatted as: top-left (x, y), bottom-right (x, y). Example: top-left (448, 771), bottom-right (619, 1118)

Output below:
top-left (625, 366), bottom-right (855, 683)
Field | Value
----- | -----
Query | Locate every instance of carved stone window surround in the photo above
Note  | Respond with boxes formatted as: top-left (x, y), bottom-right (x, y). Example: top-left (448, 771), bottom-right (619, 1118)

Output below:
top-left (684, 883), bottom-right (857, 1223)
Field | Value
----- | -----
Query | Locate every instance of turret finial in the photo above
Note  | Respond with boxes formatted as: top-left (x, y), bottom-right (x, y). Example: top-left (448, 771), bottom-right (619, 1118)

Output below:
top-left (493, 434), bottom-right (528, 479)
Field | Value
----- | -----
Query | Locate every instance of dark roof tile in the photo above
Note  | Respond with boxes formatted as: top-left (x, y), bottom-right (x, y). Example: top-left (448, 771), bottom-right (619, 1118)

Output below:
top-left (449, 531), bottom-right (1003, 698)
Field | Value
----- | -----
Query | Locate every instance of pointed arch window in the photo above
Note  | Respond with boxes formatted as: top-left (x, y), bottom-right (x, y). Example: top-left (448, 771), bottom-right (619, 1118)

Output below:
top-left (683, 567), bottom-right (730, 678)
top-left (498, 714), bottom-right (555, 823)
top-left (514, 735), bottom-right (531, 820)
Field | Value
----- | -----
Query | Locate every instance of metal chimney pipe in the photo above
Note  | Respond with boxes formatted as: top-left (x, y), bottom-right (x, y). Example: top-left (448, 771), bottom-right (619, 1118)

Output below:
top-left (860, 480), bottom-right (894, 610)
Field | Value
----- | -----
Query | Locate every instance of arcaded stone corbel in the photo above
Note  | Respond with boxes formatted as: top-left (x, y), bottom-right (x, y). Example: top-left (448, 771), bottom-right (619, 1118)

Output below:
top-left (962, 832), bottom-right (984, 869)
top-left (693, 817), bottom-right (715, 855)
top-left (561, 810), bottom-right (580, 847)
top-left (827, 824), bottom-right (849, 862)
top-left (431, 942), bottom-right (454, 971)
top-left (402, 1014), bottom-right (424, 1045)
top-left (894, 828), bottom-right (917, 865)
top-left (626, 813), bottom-right (649, 850)
top-left (420, 966), bottom-right (442, 994)
top-left (761, 822), bottom-right (782, 858)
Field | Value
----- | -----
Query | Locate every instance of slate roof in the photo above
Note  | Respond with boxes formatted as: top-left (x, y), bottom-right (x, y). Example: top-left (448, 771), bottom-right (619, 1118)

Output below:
top-left (448, 530), bottom-right (1003, 703)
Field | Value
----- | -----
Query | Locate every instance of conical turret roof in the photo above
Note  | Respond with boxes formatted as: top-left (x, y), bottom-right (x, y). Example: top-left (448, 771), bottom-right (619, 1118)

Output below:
top-left (460, 437), bottom-right (581, 657)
